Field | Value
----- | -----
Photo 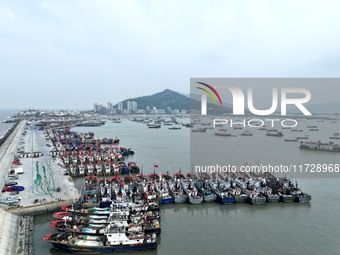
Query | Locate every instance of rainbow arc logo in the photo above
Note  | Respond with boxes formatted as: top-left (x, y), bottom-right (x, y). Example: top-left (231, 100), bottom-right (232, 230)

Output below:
top-left (196, 82), bottom-right (223, 106)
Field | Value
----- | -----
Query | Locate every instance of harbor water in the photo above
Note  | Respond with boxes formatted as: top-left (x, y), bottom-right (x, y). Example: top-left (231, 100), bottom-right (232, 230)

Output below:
top-left (0, 109), bottom-right (19, 138)
top-left (32, 117), bottom-right (340, 255)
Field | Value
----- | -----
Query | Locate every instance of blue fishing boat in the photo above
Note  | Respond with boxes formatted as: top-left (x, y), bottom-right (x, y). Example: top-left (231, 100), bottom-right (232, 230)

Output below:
top-left (209, 174), bottom-right (236, 204)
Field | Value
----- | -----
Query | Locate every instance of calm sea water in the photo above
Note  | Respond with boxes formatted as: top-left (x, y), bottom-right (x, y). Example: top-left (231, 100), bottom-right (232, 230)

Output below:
top-left (0, 109), bottom-right (20, 138)
top-left (33, 117), bottom-right (340, 255)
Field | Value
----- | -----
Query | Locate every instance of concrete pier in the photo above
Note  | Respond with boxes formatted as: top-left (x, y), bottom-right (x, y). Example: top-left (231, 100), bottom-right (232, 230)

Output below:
top-left (0, 120), bottom-right (79, 209)
top-left (0, 121), bottom-right (25, 189)
top-left (0, 120), bottom-right (79, 254)
top-left (0, 208), bottom-right (33, 255)
top-left (8, 199), bottom-right (73, 216)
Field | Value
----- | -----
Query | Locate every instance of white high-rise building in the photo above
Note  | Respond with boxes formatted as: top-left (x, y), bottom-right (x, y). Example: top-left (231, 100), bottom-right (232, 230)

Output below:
top-left (118, 102), bottom-right (123, 110)
top-left (132, 101), bottom-right (137, 110)
top-left (94, 103), bottom-right (100, 113)
top-left (107, 102), bottom-right (113, 110)
top-left (127, 101), bottom-right (132, 110)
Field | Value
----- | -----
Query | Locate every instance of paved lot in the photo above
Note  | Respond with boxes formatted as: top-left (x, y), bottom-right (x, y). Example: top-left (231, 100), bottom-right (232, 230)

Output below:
top-left (0, 123), bottom-right (79, 207)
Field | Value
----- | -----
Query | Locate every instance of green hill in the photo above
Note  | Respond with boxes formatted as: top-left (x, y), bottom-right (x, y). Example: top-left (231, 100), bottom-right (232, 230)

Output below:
top-left (117, 89), bottom-right (190, 110)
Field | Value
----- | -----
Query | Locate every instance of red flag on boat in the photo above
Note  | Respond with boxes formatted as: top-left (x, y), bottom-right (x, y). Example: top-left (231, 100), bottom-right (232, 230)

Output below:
top-left (112, 143), bottom-right (115, 145)
top-left (154, 165), bottom-right (158, 168)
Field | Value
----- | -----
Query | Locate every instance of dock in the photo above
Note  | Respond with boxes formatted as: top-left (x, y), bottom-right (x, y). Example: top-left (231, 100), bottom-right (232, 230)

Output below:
top-left (0, 208), bottom-right (33, 255)
top-left (0, 121), bottom-right (79, 211)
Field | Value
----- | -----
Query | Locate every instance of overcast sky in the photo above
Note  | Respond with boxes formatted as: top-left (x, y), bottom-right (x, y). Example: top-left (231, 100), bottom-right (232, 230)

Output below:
top-left (1, 0), bottom-right (340, 109)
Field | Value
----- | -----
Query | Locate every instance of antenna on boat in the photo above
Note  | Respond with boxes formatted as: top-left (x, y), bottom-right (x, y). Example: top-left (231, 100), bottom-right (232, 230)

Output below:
top-left (64, 218), bottom-right (68, 240)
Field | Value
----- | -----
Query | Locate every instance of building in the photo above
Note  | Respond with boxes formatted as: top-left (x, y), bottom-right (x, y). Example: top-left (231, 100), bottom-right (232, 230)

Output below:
top-left (94, 103), bottom-right (100, 113)
top-left (136, 109), bottom-right (145, 114)
top-left (126, 101), bottom-right (137, 111)
top-left (118, 102), bottom-right (123, 110)
top-left (107, 102), bottom-right (113, 111)
top-left (167, 106), bottom-right (172, 114)
top-left (126, 101), bottom-right (132, 110)
top-left (132, 101), bottom-right (137, 111)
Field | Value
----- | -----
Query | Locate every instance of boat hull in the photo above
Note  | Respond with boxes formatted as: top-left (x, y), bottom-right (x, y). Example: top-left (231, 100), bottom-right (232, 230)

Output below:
top-left (281, 195), bottom-right (295, 203)
top-left (217, 196), bottom-right (236, 204)
top-left (188, 197), bottom-right (203, 204)
top-left (160, 197), bottom-right (174, 204)
top-left (266, 195), bottom-right (280, 203)
top-left (173, 196), bottom-right (188, 204)
top-left (248, 197), bottom-right (266, 205)
top-left (235, 195), bottom-right (247, 203)
top-left (203, 194), bottom-right (217, 202)
top-left (50, 241), bottom-right (157, 253)
top-left (297, 194), bottom-right (312, 203)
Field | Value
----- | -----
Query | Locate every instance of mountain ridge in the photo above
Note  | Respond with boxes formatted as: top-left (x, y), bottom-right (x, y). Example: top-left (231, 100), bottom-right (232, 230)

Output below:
top-left (116, 89), bottom-right (190, 110)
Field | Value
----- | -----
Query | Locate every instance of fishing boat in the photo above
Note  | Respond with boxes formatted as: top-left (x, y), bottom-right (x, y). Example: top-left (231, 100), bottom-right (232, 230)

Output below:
top-left (139, 175), bottom-right (160, 204)
top-left (284, 138), bottom-right (298, 142)
top-left (118, 162), bottom-right (129, 174)
top-left (195, 173), bottom-right (216, 202)
top-left (128, 162), bottom-right (140, 174)
top-left (167, 173), bottom-right (188, 203)
top-left (296, 192), bottom-right (312, 203)
top-left (266, 131), bottom-right (284, 137)
top-left (235, 178), bottom-right (266, 205)
top-left (219, 173), bottom-right (247, 203)
top-left (258, 183), bottom-right (280, 203)
top-left (266, 178), bottom-right (296, 203)
top-left (98, 178), bottom-right (112, 208)
top-left (300, 141), bottom-right (340, 152)
top-left (247, 190), bottom-right (266, 205)
top-left (215, 131), bottom-right (232, 136)
top-left (152, 174), bottom-right (174, 204)
top-left (62, 206), bottom-right (111, 216)
top-left (83, 175), bottom-right (98, 204)
top-left (209, 175), bottom-right (236, 204)
top-left (49, 219), bottom-right (107, 236)
top-left (240, 131), bottom-right (253, 136)
top-left (44, 229), bottom-right (157, 253)
top-left (181, 174), bottom-right (203, 204)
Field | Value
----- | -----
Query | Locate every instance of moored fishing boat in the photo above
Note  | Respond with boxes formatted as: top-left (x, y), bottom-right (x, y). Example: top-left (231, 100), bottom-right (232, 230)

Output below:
top-left (257, 179), bottom-right (280, 203)
top-left (168, 173), bottom-right (188, 203)
top-left (98, 178), bottom-right (112, 208)
top-left (128, 162), bottom-right (140, 174)
top-left (152, 174), bottom-right (174, 204)
top-left (209, 175), bottom-right (235, 204)
top-left (139, 174), bottom-right (161, 204)
top-left (181, 175), bottom-right (203, 204)
top-left (247, 191), bottom-right (266, 205)
top-left (235, 178), bottom-right (266, 205)
top-left (296, 193), bottom-right (312, 203)
top-left (83, 175), bottom-right (98, 204)
top-left (44, 230), bottom-right (157, 253)
top-left (118, 162), bottom-right (129, 174)
top-left (195, 173), bottom-right (216, 202)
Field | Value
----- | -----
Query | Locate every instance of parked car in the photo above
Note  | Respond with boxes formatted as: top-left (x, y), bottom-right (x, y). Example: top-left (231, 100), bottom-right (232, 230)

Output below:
top-left (5, 182), bottom-right (18, 187)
